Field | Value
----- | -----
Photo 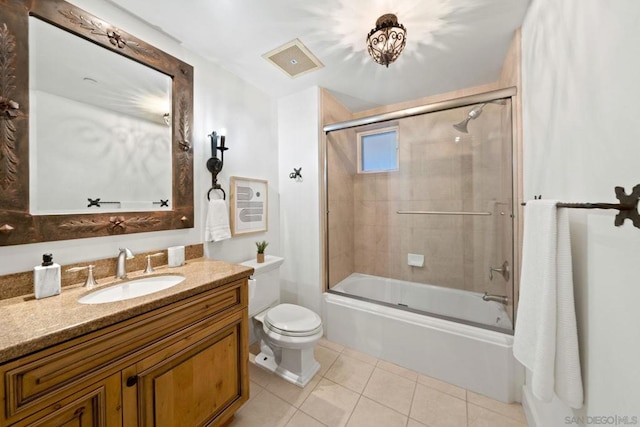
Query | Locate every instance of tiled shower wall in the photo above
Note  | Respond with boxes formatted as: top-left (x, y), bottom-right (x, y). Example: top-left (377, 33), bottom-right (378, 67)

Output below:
top-left (328, 102), bottom-right (513, 299)
top-left (327, 130), bottom-right (356, 286)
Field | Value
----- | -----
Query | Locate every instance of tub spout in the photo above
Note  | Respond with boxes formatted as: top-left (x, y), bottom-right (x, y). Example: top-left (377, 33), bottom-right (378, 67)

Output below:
top-left (482, 292), bottom-right (508, 305)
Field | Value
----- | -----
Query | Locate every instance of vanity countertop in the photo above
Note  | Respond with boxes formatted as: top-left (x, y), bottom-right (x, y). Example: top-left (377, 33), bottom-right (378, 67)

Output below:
top-left (0, 258), bottom-right (253, 364)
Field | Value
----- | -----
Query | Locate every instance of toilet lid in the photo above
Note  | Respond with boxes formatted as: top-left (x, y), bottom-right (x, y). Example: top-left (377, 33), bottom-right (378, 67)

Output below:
top-left (264, 304), bottom-right (322, 336)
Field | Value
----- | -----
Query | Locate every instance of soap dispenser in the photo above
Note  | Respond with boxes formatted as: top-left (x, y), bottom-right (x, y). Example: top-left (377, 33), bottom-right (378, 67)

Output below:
top-left (34, 253), bottom-right (61, 299)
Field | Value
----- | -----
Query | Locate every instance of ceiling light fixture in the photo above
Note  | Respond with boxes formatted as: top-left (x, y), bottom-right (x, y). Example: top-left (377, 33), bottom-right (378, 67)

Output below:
top-left (366, 13), bottom-right (407, 67)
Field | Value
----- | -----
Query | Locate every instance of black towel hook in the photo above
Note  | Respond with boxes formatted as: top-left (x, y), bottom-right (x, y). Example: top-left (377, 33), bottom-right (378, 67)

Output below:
top-left (289, 167), bottom-right (302, 180)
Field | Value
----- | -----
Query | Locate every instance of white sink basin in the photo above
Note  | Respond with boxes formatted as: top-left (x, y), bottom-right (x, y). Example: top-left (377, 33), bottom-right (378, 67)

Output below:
top-left (78, 275), bottom-right (185, 304)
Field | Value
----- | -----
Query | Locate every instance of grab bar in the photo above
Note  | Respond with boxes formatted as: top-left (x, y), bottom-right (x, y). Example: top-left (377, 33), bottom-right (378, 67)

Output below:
top-left (396, 210), bottom-right (492, 216)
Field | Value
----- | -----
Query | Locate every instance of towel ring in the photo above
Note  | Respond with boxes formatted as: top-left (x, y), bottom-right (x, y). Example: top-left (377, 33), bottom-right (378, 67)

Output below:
top-left (207, 187), bottom-right (226, 200)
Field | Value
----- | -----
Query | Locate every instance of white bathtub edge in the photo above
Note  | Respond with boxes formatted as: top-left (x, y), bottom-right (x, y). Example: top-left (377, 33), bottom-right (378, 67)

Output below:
top-left (324, 292), bottom-right (513, 347)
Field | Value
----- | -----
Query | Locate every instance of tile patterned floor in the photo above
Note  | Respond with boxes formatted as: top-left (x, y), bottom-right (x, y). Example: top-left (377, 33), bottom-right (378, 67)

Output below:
top-left (229, 338), bottom-right (528, 427)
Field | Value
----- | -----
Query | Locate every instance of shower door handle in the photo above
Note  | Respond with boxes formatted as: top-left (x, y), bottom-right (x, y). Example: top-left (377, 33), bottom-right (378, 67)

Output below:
top-left (489, 261), bottom-right (510, 281)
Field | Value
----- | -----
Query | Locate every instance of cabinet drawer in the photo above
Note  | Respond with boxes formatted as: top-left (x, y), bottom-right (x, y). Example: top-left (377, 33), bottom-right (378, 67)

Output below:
top-left (3, 279), bottom-right (246, 422)
top-left (9, 374), bottom-right (121, 427)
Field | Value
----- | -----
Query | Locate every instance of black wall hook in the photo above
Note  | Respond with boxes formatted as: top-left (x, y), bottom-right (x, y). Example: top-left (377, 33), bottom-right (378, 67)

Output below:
top-left (289, 167), bottom-right (302, 180)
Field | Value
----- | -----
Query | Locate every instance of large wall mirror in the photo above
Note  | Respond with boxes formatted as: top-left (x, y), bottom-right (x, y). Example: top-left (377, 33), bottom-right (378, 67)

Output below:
top-left (0, 0), bottom-right (194, 246)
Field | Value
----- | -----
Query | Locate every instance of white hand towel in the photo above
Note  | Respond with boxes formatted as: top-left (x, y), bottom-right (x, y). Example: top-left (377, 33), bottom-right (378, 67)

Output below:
top-left (513, 200), bottom-right (583, 409)
top-left (205, 199), bottom-right (231, 242)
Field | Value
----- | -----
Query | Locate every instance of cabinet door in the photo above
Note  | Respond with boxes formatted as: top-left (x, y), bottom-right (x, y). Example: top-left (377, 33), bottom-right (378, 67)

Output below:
top-left (10, 374), bottom-right (121, 427)
top-left (123, 311), bottom-right (248, 427)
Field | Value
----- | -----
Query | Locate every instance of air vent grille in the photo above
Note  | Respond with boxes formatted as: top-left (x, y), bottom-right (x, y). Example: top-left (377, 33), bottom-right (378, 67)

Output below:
top-left (263, 39), bottom-right (323, 78)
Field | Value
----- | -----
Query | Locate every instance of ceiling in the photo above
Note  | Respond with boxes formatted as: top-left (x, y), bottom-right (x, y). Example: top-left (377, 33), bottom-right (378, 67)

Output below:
top-left (31, 17), bottom-right (171, 125)
top-left (108, 0), bottom-right (531, 112)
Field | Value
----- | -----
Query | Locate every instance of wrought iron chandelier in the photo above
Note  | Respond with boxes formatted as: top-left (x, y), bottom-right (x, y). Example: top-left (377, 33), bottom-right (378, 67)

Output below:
top-left (366, 14), bottom-right (407, 67)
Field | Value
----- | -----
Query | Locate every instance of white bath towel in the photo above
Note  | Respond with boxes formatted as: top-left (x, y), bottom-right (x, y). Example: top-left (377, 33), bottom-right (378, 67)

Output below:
top-left (205, 198), bottom-right (231, 242)
top-left (513, 200), bottom-right (583, 408)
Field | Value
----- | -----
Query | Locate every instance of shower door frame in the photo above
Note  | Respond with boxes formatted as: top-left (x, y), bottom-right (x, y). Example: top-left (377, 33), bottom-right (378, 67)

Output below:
top-left (321, 86), bottom-right (521, 333)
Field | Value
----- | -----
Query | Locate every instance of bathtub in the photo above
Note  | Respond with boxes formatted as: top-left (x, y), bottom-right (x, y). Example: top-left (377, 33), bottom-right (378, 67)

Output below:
top-left (323, 273), bottom-right (524, 403)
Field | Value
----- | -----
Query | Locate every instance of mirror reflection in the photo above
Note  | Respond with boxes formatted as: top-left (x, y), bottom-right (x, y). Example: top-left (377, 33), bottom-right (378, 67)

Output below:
top-left (28, 17), bottom-right (172, 215)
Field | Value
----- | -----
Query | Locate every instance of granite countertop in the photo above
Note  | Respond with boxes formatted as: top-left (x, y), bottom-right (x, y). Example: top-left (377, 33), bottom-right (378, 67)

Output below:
top-left (0, 258), bottom-right (253, 364)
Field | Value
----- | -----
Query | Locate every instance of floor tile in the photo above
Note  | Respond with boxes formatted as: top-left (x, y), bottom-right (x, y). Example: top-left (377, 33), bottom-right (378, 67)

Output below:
top-left (240, 338), bottom-right (529, 427)
top-left (286, 410), bottom-right (327, 427)
top-left (342, 347), bottom-right (378, 365)
top-left (249, 362), bottom-right (274, 388)
top-left (418, 374), bottom-right (466, 400)
top-left (247, 380), bottom-right (265, 403)
top-left (363, 367), bottom-right (416, 415)
top-left (346, 396), bottom-right (407, 427)
top-left (467, 403), bottom-right (528, 427)
top-left (318, 337), bottom-right (345, 353)
top-left (231, 390), bottom-right (296, 427)
top-left (300, 378), bottom-right (360, 427)
top-left (376, 359), bottom-right (419, 381)
top-left (410, 383), bottom-right (467, 427)
top-left (467, 391), bottom-right (526, 423)
top-left (314, 345), bottom-right (340, 376)
top-left (324, 354), bottom-right (375, 393)
top-left (267, 374), bottom-right (321, 408)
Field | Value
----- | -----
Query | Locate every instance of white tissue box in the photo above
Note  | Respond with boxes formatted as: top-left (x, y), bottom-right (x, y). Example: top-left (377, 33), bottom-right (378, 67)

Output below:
top-left (168, 246), bottom-right (185, 267)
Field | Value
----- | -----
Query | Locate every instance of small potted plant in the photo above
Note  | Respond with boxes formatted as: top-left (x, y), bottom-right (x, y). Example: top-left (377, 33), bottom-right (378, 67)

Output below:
top-left (255, 240), bottom-right (268, 263)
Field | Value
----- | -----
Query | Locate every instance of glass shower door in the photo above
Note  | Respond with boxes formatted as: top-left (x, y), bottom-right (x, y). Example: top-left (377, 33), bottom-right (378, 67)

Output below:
top-left (325, 97), bottom-right (515, 333)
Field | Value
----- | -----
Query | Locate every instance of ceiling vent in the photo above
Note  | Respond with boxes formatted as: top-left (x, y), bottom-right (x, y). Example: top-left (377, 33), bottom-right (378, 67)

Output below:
top-left (263, 39), bottom-right (323, 78)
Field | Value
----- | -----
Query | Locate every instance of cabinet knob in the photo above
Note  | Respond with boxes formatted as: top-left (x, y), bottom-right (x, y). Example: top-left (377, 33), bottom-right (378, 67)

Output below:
top-left (126, 375), bottom-right (138, 387)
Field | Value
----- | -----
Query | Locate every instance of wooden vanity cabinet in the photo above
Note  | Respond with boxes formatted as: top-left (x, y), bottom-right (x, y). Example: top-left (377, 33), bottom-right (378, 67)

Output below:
top-left (0, 278), bottom-right (249, 427)
top-left (122, 311), bottom-right (246, 426)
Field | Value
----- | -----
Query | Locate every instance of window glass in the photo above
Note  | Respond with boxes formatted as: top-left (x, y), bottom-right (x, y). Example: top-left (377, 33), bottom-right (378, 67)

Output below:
top-left (358, 128), bottom-right (398, 173)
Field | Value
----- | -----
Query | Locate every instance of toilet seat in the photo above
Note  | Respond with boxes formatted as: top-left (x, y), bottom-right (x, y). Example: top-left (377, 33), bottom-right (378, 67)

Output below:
top-left (263, 304), bottom-right (322, 337)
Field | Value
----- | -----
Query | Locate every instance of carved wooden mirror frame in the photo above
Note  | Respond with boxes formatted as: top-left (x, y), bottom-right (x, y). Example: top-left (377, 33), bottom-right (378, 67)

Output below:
top-left (0, 0), bottom-right (194, 246)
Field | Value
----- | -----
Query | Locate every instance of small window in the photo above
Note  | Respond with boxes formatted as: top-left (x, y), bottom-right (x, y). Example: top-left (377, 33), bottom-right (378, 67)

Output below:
top-left (357, 126), bottom-right (399, 173)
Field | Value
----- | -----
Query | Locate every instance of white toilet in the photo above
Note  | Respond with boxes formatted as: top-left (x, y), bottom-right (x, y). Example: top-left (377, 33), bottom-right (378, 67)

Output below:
top-left (241, 255), bottom-right (323, 387)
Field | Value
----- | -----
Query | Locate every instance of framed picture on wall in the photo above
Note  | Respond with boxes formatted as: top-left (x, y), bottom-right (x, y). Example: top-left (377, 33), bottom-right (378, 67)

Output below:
top-left (230, 176), bottom-right (268, 236)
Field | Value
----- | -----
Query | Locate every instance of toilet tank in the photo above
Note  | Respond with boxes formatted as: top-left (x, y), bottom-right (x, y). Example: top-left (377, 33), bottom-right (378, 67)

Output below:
top-left (240, 255), bottom-right (284, 317)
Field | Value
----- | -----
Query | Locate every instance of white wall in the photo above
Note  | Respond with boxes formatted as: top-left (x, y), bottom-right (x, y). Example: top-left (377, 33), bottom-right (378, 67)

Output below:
top-left (277, 87), bottom-right (323, 314)
top-left (30, 91), bottom-right (171, 214)
top-left (0, 0), bottom-right (279, 274)
top-left (522, 0), bottom-right (640, 424)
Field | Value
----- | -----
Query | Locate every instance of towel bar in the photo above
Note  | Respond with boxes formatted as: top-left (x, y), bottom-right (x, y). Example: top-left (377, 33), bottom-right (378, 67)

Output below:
top-left (396, 210), bottom-right (492, 216)
top-left (521, 184), bottom-right (640, 229)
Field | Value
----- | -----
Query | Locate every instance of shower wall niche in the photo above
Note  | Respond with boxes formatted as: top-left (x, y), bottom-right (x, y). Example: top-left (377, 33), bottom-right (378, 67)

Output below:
top-left (326, 97), bottom-right (515, 327)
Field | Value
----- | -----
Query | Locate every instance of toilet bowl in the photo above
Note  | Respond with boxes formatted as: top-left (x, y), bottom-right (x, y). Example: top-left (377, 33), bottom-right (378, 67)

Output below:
top-left (254, 303), bottom-right (322, 387)
top-left (241, 255), bottom-right (323, 388)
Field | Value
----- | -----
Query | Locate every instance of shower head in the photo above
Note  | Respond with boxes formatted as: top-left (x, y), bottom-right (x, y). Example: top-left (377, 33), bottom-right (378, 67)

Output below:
top-left (453, 117), bottom-right (470, 133)
top-left (453, 118), bottom-right (470, 133)
top-left (453, 103), bottom-right (486, 133)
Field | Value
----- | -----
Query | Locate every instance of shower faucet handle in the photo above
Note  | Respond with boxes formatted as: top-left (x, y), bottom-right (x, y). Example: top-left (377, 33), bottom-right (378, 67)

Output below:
top-left (489, 261), bottom-right (510, 282)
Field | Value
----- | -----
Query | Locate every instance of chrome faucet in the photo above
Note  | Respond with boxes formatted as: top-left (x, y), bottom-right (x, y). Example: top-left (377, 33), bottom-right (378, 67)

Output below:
top-left (482, 292), bottom-right (509, 305)
top-left (116, 248), bottom-right (134, 279)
